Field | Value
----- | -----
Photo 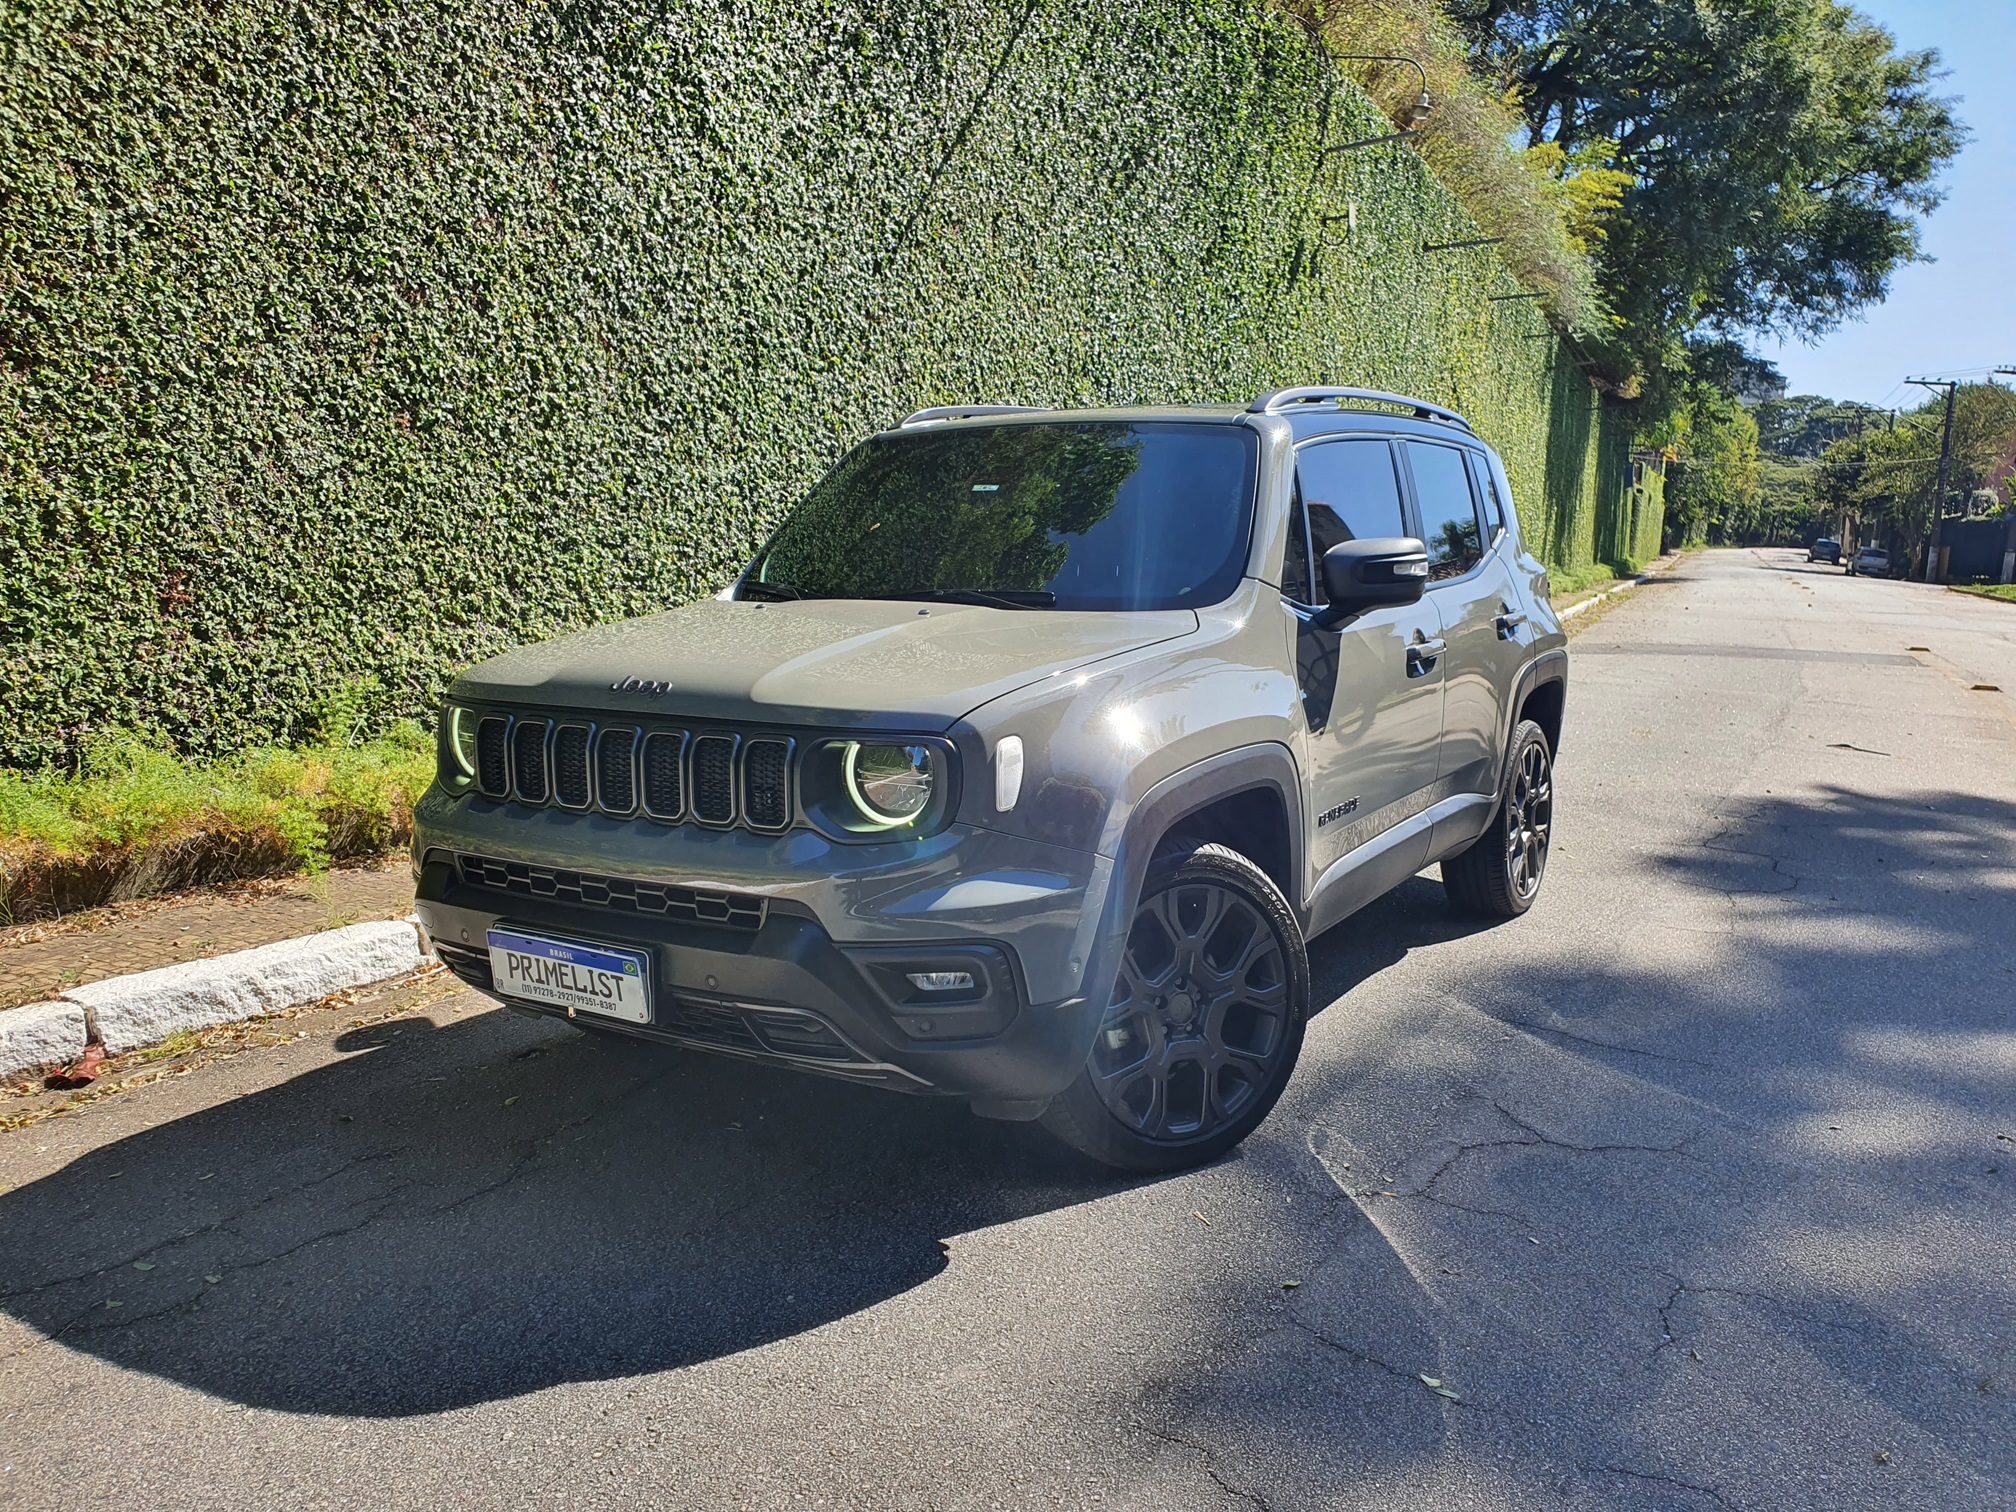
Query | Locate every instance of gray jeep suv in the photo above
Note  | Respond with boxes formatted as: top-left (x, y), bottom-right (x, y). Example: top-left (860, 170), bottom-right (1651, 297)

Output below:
top-left (412, 388), bottom-right (1567, 1170)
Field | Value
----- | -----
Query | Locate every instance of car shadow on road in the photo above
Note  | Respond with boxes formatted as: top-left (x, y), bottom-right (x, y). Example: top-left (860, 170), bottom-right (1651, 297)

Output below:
top-left (0, 1010), bottom-right (1144, 1418)
top-left (0, 880), bottom-right (1486, 1425)
top-left (1305, 872), bottom-right (1501, 1014)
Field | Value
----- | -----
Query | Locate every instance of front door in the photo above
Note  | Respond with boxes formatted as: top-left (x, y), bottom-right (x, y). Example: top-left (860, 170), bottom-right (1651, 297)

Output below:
top-left (1284, 438), bottom-right (1446, 916)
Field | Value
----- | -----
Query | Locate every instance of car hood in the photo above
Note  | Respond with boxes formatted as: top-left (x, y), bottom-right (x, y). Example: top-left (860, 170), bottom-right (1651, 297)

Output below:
top-left (451, 598), bottom-right (1201, 731)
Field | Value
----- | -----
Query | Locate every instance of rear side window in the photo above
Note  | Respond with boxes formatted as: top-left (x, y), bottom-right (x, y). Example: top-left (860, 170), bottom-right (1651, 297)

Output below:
top-left (1295, 441), bottom-right (1406, 605)
top-left (1405, 442), bottom-right (1484, 581)
top-left (1473, 454), bottom-right (1506, 538)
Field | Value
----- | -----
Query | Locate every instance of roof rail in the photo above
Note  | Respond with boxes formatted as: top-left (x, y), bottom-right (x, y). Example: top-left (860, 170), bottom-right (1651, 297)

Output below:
top-left (1248, 386), bottom-right (1473, 433)
top-left (898, 404), bottom-right (1047, 428)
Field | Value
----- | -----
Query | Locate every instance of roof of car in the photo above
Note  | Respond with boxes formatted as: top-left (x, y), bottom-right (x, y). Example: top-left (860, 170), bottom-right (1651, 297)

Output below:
top-left (883, 398), bottom-right (1491, 449)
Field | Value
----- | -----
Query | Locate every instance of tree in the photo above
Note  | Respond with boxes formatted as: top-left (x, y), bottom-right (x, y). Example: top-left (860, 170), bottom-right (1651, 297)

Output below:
top-left (1453, 0), bottom-right (1965, 383)
top-left (1754, 394), bottom-right (1884, 459)
top-left (1664, 385), bottom-right (1761, 546)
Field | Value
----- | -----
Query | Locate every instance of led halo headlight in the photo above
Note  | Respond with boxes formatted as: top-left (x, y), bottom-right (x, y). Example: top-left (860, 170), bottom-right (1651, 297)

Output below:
top-left (841, 742), bottom-right (935, 828)
top-left (445, 704), bottom-right (480, 781)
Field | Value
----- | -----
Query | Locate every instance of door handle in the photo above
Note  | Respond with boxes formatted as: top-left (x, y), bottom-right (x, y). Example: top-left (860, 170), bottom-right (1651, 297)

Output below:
top-left (1495, 609), bottom-right (1528, 639)
top-left (1406, 637), bottom-right (1447, 675)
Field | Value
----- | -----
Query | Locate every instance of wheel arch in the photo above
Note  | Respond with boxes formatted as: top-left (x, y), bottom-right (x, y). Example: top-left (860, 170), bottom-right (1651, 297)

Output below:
top-left (1114, 744), bottom-right (1306, 921)
top-left (1507, 649), bottom-right (1568, 763)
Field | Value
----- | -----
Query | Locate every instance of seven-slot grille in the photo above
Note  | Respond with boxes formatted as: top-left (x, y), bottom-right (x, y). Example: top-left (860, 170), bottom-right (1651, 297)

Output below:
top-left (471, 715), bottom-right (793, 832)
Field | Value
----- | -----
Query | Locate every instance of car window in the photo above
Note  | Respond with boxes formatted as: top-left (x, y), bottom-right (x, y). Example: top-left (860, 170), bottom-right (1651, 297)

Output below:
top-left (1473, 455), bottom-right (1506, 539)
top-left (1405, 442), bottom-right (1484, 581)
top-left (1295, 441), bottom-right (1406, 606)
top-left (746, 422), bottom-right (1258, 611)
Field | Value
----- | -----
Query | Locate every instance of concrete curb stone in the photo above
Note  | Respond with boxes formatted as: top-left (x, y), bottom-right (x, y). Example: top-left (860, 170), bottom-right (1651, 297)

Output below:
top-left (65, 920), bottom-right (428, 1056)
top-left (0, 1000), bottom-right (90, 1082)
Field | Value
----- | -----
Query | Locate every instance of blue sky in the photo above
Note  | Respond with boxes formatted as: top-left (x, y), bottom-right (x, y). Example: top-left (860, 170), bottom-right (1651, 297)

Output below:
top-left (1754, 0), bottom-right (2014, 407)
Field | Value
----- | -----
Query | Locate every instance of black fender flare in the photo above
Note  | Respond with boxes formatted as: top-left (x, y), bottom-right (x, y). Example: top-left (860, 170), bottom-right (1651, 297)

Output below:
top-left (1497, 648), bottom-right (1568, 780)
top-left (1073, 743), bottom-right (1308, 1032)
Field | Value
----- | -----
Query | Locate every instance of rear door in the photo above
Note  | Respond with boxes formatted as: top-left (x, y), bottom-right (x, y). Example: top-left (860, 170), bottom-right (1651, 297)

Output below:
top-left (1283, 438), bottom-right (1446, 900)
top-left (1401, 440), bottom-right (1525, 799)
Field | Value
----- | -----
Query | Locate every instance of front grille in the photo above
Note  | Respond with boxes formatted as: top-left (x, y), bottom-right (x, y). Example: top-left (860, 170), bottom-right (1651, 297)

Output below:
top-left (743, 739), bottom-right (792, 830)
top-left (552, 725), bottom-right (592, 809)
top-left (456, 853), bottom-right (766, 930)
top-left (462, 710), bottom-right (798, 833)
top-left (691, 734), bottom-right (738, 825)
top-left (512, 720), bottom-right (549, 803)
top-left (641, 730), bottom-right (685, 819)
top-left (476, 717), bottom-right (511, 798)
top-left (597, 727), bottom-right (638, 814)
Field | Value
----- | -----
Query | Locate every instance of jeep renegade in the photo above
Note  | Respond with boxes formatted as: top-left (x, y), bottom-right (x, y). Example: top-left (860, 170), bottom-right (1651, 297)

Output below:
top-left (413, 388), bottom-right (1567, 1170)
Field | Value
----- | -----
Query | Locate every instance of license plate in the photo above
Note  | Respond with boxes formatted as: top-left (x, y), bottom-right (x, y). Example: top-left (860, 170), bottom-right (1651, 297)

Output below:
top-left (485, 928), bottom-right (651, 1024)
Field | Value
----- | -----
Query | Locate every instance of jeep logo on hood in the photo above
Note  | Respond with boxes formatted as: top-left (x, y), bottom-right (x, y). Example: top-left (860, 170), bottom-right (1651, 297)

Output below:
top-left (610, 677), bottom-right (674, 699)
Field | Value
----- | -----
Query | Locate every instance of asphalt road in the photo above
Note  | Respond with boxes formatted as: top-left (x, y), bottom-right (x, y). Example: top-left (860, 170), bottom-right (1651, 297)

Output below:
top-left (3, 549), bottom-right (2013, 1510)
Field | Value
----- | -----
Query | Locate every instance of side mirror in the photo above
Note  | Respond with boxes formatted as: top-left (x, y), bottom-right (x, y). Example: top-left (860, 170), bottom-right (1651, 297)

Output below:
top-left (1314, 538), bottom-right (1429, 628)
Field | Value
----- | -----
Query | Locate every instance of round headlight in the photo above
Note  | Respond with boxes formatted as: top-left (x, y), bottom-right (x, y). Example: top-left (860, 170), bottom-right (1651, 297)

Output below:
top-left (447, 705), bottom-right (479, 779)
top-left (843, 742), bottom-right (934, 827)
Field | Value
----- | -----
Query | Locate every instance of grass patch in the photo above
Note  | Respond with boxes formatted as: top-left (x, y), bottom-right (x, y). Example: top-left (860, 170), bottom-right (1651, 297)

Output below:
top-left (1549, 563), bottom-right (1632, 600)
top-left (1954, 583), bottom-right (2016, 604)
top-left (0, 726), bottom-right (433, 924)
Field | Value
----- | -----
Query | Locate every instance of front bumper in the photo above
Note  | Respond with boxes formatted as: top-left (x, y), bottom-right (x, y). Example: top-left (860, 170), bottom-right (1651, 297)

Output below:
top-left (411, 788), bottom-right (1124, 1102)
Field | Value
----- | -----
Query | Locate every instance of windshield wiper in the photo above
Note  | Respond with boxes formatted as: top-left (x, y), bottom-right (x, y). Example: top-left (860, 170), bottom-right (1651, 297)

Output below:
top-left (737, 580), bottom-right (817, 602)
top-left (869, 589), bottom-right (1058, 610)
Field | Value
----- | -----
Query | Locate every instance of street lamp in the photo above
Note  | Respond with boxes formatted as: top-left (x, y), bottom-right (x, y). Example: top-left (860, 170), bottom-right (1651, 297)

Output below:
top-left (1318, 55), bottom-right (1434, 160)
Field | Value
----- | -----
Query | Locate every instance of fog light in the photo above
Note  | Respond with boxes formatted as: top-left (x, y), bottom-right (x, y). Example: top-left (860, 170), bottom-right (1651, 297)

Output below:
top-left (906, 970), bottom-right (976, 993)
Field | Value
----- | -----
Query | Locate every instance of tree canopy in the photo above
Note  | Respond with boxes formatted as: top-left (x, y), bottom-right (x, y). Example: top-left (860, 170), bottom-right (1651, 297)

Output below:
top-left (1454, 0), bottom-right (1965, 384)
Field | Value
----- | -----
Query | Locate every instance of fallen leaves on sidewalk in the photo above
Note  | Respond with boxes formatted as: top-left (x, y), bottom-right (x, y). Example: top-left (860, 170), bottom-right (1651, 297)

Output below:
top-left (44, 1043), bottom-right (106, 1090)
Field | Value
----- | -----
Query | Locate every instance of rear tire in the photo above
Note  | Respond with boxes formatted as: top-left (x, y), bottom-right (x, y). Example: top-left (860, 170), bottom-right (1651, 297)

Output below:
top-left (1442, 719), bottom-right (1554, 919)
top-left (1039, 842), bottom-right (1309, 1172)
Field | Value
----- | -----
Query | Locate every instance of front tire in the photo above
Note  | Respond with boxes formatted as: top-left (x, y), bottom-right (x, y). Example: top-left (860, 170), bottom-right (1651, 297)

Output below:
top-left (1442, 719), bottom-right (1555, 919)
top-left (1039, 842), bottom-right (1309, 1172)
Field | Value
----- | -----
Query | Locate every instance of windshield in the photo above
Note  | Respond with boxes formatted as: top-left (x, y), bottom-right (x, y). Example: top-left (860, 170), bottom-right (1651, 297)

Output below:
top-left (742, 422), bottom-right (1259, 611)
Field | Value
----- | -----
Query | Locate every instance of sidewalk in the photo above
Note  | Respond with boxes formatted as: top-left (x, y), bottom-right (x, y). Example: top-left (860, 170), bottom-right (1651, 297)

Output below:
top-left (1, 856), bottom-right (415, 1013)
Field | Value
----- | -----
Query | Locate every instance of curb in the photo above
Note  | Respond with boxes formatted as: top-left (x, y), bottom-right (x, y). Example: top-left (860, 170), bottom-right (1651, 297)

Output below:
top-left (0, 1000), bottom-right (89, 1083)
top-left (1, 919), bottom-right (430, 1082)
top-left (1559, 574), bottom-right (1647, 621)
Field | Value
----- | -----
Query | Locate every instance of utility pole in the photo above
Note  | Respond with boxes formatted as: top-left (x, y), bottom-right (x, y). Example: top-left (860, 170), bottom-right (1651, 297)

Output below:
top-left (1906, 379), bottom-right (1959, 582)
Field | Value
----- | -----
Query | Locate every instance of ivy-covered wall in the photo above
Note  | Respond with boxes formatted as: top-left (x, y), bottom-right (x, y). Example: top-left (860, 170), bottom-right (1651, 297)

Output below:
top-left (1, 0), bottom-right (1647, 767)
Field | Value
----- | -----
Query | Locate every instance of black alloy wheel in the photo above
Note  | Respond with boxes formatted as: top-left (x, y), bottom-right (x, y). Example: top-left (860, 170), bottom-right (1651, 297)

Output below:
top-left (1442, 717), bottom-right (1555, 919)
top-left (1504, 732), bottom-right (1554, 905)
top-left (1040, 842), bottom-right (1309, 1172)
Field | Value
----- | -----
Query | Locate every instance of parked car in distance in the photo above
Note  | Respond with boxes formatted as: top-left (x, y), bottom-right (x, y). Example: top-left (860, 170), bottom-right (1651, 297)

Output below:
top-left (413, 387), bottom-right (1569, 1171)
top-left (1848, 545), bottom-right (1890, 577)
top-left (1807, 538), bottom-right (1841, 564)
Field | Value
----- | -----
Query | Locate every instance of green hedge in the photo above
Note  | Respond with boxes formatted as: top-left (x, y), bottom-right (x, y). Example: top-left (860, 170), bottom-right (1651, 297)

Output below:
top-left (2, 0), bottom-right (1648, 767)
